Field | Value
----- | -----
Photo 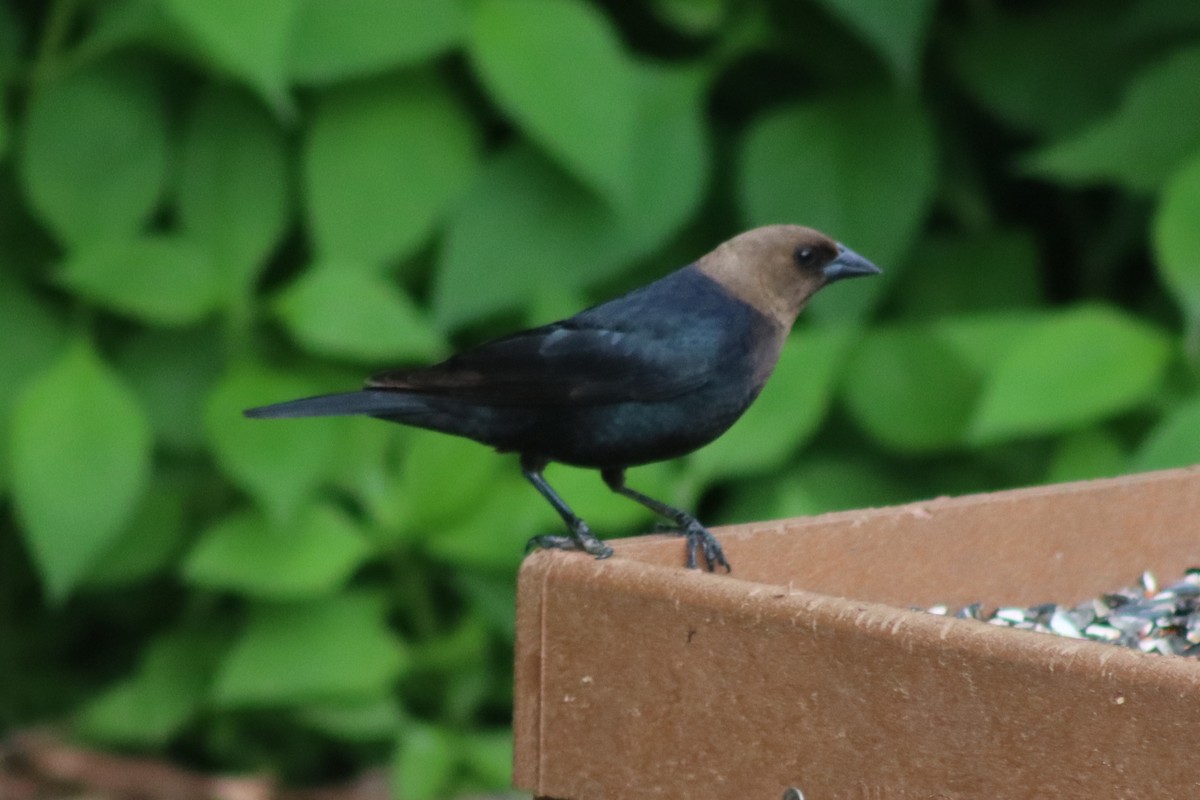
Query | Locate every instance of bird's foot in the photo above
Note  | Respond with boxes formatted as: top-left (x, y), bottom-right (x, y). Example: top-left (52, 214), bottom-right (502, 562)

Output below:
top-left (525, 526), bottom-right (614, 560)
top-left (655, 519), bottom-right (730, 572)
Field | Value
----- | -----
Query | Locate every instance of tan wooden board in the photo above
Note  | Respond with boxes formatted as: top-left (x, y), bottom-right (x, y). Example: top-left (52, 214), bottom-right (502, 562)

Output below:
top-left (514, 466), bottom-right (1200, 799)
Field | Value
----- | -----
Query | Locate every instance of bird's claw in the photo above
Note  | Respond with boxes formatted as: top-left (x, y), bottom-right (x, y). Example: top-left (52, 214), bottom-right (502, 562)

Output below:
top-left (525, 529), bottom-right (614, 560)
top-left (688, 523), bottom-right (731, 573)
top-left (526, 518), bottom-right (726, 572)
top-left (657, 520), bottom-right (730, 572)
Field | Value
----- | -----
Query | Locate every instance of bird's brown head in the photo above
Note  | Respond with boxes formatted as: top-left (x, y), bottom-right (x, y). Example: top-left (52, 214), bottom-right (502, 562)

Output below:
top-left (695, 225), bottom-right (881, 328)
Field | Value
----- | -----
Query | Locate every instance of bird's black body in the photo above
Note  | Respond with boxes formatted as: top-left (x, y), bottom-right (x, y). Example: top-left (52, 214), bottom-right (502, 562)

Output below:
top-left (360, 266), bottom-right (779, 468)
top-left (246, 225), bottom-right (880, 570)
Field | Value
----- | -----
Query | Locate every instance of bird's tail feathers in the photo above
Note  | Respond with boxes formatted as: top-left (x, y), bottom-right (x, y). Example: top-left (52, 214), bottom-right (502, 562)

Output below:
top-left (244, 390), bottom-right (412, 419)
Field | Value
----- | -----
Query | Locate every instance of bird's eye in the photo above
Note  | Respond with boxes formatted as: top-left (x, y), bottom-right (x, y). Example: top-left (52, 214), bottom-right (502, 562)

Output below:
top-left (793, 246), bottom-right (817, 268)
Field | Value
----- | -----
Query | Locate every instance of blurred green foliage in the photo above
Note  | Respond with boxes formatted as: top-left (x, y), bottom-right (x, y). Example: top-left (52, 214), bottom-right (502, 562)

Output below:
top-left (2, 0), bottom-right (1200, 795)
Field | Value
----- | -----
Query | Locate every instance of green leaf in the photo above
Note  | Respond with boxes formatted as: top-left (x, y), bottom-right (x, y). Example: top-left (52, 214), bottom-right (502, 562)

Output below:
top-left (1153, 149), bottom-right (1200, 329)
top-left (0, 272), bottom-right (68, 487)
top-left (843, 325), bottom-right (981, 453)
top-left (1024, 45), bottom-right (1200, 192)
top-left (0, 100), bottom-right (8, 162)
top-left (184, 504), bottom-right (372, 599)
top-left (526, 283), bottom-right (592, 335)
top-left (1046, 429), bottom-right (1127, 484)
top-left (0, 2), bottom-right (17, 86)
top-left (298, 694), bottom-right (403, 741)
top-left (434, 144), bottom-right (621, 328)
top-left (931, 311), bottom-right (1050, 374)
top-left (273, 263), bottom-right (444, 363)
top-left (689, 327), bottom-right (855, 481)
top-left (457, 573), bottom-right (517, 641)
top-left (213, 592), bottom-right (406, 705)
top-left (77, 629), bottom-right (223, 746)
top-left (651, 0), bottom-right (727, 35)
top-left (739, 92), bottom-right (936, 321)
top-left (9, 341), bottom-right (151, 601)
top-left (84, 477), bottom-right (186, 587)
top-left (621, 64), bottom-right (710, 246)
top-left (895, 231), bottom-right (1042, 319)
top-left (723, 454), bottom-right (913, 523)
top-left (178, 85), bottom-right (290, 304)
top-left (814, 0), bottom-right (935, 83)
top-left (116, 325), bottom-right (225, 452)
top-left (408, 615), bottom-right (489, 674)
top-left (442, 666), bottom-right (491, 725)
top-left (327, 416), bottom-right (409, 527)
top-left (1121, 0), bottom-right (1200, 45)
top-left (395, 431), bottom-right (505, 533)
top-left (75, 0), bottom-right (179, 64)
top-left (435, 65), bottom-right (711, 330)
top-left (949, 5), bottom-right (1131, 138)
top-left (1134, 397), bottom-right (1200, 472)
top-left (423, 471), bottom-right (560, 570)
top-left (59, 235), bottom-right (220, 326)
top-left (391, 724), bottom-right (458, 800)
top-left (19, 60), bottom-right (168, 247)
top-left (289, 0), bottom-right (465, 84)
top-left (160, 0), bottom-right (297, 114)
top-left (969, 305), bottom-right (1171, 444)
top-left (462, 729), bottom-right (513, 789)
top-left (205, 363), bottom-right (341, 523)
top-left (304, 73), bottom-right (479, 268)
top-left (468, 0), bottom-right (637, 207)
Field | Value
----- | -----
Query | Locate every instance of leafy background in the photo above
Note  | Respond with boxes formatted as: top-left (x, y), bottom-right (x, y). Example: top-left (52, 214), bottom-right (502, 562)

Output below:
top-left (3, 0), bottom-right (1200, 796)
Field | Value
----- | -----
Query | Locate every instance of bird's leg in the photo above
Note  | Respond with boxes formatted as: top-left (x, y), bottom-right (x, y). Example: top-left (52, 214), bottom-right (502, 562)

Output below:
top-left (601, 468), bottom-right (731, 572)
top-left (521, 455), bottom-right (613, 560)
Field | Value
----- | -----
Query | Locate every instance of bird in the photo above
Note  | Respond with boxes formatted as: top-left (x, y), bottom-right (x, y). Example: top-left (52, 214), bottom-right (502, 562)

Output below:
top-left (244, 225), bottom-right (880, 571)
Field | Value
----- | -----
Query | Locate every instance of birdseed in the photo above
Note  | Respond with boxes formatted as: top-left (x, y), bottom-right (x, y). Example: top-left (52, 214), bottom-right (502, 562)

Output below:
top-left (921, 568), bottom-right (1200, 657)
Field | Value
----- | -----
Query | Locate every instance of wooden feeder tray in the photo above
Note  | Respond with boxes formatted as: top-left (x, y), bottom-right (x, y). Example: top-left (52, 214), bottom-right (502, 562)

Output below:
top-left (513, 467), bottom-right (1200, 799)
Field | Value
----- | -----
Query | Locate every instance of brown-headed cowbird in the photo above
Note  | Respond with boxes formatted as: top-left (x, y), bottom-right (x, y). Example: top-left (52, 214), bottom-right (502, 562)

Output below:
top-left (245, 225), bottom-right (879, 571)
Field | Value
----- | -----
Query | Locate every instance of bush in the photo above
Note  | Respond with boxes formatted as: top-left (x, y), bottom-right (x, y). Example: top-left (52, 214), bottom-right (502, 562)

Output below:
top-left (3, 0), bottom-right (1200, 795)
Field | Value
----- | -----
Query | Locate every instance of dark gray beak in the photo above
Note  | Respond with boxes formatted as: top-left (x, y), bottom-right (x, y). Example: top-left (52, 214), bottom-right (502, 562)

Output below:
top-left (823, 245), bottom-right (881, 283)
